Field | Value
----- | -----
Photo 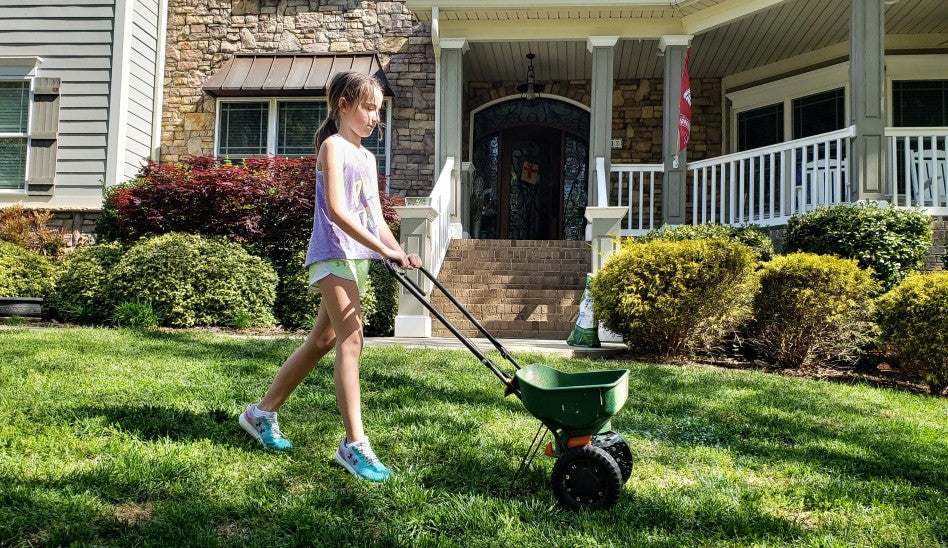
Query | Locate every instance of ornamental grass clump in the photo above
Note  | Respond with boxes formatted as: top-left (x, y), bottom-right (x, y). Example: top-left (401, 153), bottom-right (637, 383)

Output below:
top-left (744, 253), bottom-right (878, 370)
top-left (592, 239), bottom-right (758, 359)
top-left (876, 271), bottom-right (948, 395)
top-left (106, 233), bottom-right (277, 328)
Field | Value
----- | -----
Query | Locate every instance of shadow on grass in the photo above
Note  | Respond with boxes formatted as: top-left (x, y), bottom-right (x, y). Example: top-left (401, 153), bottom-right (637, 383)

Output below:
top-left (616, 365), bottom-right (948, 493)
top-left (65, 404), bottom-right (247, 448)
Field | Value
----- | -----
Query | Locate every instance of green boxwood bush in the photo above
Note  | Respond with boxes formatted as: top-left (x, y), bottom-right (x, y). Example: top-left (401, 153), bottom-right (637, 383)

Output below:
top-left (745, 253), bottom-right (878, 369)
top-left (783, 201), bottom-right (932, 291)
top-left (592, 239), bottom-right (758, 358)
top-left (273, 250), bottom-right (322, 330)
top-left (639, 223), bottom-right (774, 262)
top-left (876, 271), bottom-right (948, 394)
top-left (364, 260), bottom-right (398, 336)
top-left (47, 242), bottom-right (124, 323)
top-left (0, 241), bottom-right (55, 298)
top-left (106, 233), bottom-right (277, 328)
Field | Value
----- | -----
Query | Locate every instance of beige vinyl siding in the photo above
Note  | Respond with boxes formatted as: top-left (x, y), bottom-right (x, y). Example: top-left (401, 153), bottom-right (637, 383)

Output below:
top-left (0, 0), bottom-right (114, 200)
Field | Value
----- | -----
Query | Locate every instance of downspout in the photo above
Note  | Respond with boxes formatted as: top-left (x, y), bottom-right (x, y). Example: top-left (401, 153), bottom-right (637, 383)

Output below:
top-left (105, 0), bottom-right (135, 187)
top-left (432, 7), bottom-right (441, 168)
top-left (151, 0), bottom-right (169, 162)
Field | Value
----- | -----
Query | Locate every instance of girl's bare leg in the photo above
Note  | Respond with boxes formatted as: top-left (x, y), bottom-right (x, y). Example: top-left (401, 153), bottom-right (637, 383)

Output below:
top-left (315, 275), bottom-right (366, 443)
top-left (257, 303), bottom-right (336, 412)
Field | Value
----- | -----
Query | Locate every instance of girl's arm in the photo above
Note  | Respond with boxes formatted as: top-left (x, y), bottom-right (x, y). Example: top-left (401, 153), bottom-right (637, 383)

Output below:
top-left (321, 138), bottom-right (411, 267)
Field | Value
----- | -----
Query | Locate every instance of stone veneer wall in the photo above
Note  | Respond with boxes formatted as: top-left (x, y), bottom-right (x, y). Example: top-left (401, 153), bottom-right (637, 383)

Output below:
top-left (162, 0), bottom-right (436, 195)
top-left (463, 77), bottom-right (722, 164)
top-left (47, 211), bottom-right (99, 247)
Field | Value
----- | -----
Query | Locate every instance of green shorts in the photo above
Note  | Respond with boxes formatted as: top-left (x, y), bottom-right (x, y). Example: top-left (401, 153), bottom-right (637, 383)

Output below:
top-left (308, 259), bottom-right (371, 296)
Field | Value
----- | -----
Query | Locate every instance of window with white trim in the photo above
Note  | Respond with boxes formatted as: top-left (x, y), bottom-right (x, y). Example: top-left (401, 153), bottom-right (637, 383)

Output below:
top-left (0, 80), bottom-right (29, 190)
top-left (216, 98), bottom-right (390, 174)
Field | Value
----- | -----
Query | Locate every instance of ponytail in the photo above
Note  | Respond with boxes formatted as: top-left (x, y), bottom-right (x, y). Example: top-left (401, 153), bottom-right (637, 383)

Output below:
top-left (313, 115), bottom-right (337, 152)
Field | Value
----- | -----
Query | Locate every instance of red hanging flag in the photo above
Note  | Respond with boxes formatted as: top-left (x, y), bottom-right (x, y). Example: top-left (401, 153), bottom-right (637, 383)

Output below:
top-left (678, 47), bottom-right (692, 154)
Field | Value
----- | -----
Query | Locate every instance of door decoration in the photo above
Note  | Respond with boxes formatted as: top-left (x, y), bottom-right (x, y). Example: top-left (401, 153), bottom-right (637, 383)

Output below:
top-left (521, 161), bottom-right (540, 185)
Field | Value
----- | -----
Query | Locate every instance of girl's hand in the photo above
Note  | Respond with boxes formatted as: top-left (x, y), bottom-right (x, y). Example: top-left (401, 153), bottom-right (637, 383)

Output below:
top-left (406, 253), bottom-right (422, 270)
top-left (384, 248), bottom-right (411, 269)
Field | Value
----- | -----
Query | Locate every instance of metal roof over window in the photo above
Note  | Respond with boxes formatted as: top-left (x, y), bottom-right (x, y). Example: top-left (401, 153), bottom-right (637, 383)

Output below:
top-left (202, 53), bottom-right (392, 97)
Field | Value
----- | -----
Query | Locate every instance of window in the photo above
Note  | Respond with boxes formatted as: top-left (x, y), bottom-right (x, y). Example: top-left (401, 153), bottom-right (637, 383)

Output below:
top-left (216, 98), bottom-right (390, 174)
top-left (736, 103), bottom-right (783, 152)
top-left (893, 80), bottom-right (948, 127)
top-left (792, 88), bottom-right (845, 139)
top-left (0, 80), bottom-right (29, 190)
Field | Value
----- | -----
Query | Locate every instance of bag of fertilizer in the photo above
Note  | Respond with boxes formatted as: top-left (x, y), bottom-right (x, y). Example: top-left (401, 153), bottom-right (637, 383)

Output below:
top-left (566, 273), bottom-right (600, 348)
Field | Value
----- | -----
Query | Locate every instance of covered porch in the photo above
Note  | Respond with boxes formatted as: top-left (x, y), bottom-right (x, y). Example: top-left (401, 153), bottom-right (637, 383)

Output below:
top-left (395, 0), bottom-right (947, 337)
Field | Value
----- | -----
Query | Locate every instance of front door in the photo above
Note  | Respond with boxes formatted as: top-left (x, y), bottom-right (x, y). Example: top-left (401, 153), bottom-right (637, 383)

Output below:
top-left (499, 128), bottom-right (561, 240)
top-left (470, 98), bottom-right (591, 240)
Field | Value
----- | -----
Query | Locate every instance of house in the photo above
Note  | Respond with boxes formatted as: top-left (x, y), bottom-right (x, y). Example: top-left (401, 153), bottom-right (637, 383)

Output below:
top-left (0, 0), bottom-right (168, 244)
top-left (159, 0), bottom-right (947, 337)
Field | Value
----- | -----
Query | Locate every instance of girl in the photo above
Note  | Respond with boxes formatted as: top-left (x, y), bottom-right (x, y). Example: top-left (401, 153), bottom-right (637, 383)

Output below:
top-left (240, 71), bottom-right (420, 482)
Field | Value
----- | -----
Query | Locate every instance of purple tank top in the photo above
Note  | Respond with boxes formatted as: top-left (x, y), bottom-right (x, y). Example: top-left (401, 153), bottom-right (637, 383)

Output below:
top-left (304, 134), bottom-right (384, 266)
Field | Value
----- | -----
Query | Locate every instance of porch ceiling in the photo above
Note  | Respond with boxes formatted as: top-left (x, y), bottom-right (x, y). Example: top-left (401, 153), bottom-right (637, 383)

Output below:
top-left (445, 0), bottom-right (947, 82)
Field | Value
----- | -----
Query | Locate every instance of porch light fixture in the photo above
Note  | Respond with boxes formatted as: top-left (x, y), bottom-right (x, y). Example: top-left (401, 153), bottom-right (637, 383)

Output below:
top-left (516, 53), bottom-right (545, 101)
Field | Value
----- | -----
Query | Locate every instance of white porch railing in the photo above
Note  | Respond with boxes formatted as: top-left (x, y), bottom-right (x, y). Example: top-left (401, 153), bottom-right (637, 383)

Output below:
top-left (886, 127), bottom-right (948, 215)
top-left (688, 125), bottom-right (857, 227)
top-left (424, 156), bottom-right (455, 278)
top-left (610, 162), bottom-right (663, 236)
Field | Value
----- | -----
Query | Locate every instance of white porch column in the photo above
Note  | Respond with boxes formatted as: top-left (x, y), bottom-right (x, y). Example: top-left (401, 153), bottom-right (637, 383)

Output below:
top-left (393, 205), bottom-right (438, 337)
top-left (438, 38), bottom-right (468, 237)
top-left (660, 35), bottom-right (691, 225)
top-left (587, 36), bottom-right (619, 208)
top-left (850, 0), bottom-right (886, 200)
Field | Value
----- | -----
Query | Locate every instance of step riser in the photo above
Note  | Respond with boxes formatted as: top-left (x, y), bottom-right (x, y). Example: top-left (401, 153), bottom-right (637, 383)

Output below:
top-left (430, 240), bottom-right (590, 339)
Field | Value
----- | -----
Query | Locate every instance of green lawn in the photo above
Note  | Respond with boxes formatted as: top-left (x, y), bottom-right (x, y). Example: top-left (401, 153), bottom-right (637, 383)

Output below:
top-left (1, 327), bottom-right (946, 546)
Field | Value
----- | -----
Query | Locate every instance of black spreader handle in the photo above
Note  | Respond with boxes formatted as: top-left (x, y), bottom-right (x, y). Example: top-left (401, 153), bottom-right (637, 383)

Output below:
top-left (415, 264), bottom-right (522, 371)
top-left (384, 260), bottom-right (520, 395)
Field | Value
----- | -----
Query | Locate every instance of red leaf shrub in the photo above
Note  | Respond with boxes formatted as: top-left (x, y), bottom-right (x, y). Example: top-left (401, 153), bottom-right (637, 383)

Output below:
top-left (111, 155), bottom-right (402, 252)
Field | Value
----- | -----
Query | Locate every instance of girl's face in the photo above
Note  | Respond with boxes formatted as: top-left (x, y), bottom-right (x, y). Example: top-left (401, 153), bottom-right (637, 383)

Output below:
top-left (339, 87), bottom-right (383, 140)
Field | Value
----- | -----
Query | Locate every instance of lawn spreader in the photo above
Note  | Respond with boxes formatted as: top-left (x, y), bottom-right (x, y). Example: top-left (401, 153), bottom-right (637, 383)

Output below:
top-left (385, 261), bottom-right (633, 511)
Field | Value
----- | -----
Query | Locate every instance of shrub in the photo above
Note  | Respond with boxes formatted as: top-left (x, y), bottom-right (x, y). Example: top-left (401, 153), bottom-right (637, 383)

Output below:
top-left (592, 239), bottom-right (758, 358)
top-left (364, 260), bottom-right (398, 336)
top-left (783, 202), bottom-right (932, 291)
top-left (639, 223), bottom-right (774, 262)
top-left (106, 233), bottom-right (277, 328)
top-left (0, 241), bottom-right (56, 298)
top-left (47, 242), bottom-right (124, 323)
top-left (0, 203), bottom-right (66, 257)
top-left (745, 253), bottom-right (878, 369)
top-left (273, 250), bottom-right (322, 330)
top-left (876, 272), bottom-right (948, 394)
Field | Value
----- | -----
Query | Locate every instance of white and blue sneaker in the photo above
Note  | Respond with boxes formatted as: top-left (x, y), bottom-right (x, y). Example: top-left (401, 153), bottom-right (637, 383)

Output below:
top-left (334, 437), bottom-right (391, 482)
top-left (239, 404), bottom-right (293, 451)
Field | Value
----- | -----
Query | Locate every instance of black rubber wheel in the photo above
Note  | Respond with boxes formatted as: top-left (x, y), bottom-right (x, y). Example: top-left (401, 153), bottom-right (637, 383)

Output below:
top-left (592, 432), bottom-right (633, 484)
top-left (551, 444), bottom-right (622, 511)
